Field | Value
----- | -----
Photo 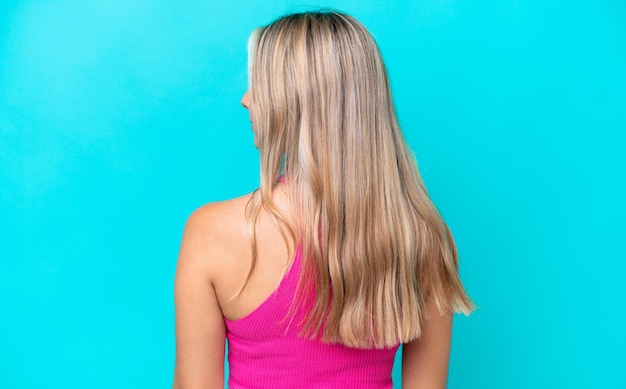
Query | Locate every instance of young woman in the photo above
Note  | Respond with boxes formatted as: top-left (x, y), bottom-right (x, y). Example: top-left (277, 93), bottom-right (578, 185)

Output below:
top-left (173, 11), bottom-right (474, 389)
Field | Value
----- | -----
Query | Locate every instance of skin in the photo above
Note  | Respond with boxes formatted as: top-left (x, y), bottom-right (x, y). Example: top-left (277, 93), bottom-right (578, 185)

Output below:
top-left (171, 92), bottom-right (453, 389)
top-left (241, 91), bottom-right (258, 147)
top-left (241, 90), bottom-right (250, 110)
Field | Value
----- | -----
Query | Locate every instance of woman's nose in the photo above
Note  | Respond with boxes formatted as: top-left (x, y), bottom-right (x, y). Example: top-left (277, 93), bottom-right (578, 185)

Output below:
top-left (241, 91), bottom-right (250, 109)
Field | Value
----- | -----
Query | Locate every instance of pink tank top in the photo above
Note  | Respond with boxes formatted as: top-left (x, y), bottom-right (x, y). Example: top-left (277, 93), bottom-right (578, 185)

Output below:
top-left (225, 247), bottom-right (399, 389)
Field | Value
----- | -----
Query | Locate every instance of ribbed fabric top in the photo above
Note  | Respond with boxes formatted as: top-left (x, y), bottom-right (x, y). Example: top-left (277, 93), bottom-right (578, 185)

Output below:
top-left (225, 247), bottom-right (399, 389)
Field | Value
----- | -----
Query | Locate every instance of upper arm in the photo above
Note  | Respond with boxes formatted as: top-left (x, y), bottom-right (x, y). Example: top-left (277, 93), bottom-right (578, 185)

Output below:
top-left (401, 298), bottom-right (454, 389)
top-left (173, 208), bottom-right (226, 389)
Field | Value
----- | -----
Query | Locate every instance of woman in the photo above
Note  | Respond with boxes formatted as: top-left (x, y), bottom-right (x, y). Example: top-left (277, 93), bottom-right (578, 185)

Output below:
top-left (173, 11), bottom-right (474, 389)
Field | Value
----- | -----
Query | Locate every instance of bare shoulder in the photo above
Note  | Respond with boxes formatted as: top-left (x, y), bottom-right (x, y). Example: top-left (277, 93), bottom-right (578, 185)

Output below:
top-left (185, 193), bottom-right (252, 233)
top-left (178, 193), bottom-right (253, 285)
top-left (177, 186), bottom-right (292, 321)
top-left (173, 194), bottom-right (252, 388)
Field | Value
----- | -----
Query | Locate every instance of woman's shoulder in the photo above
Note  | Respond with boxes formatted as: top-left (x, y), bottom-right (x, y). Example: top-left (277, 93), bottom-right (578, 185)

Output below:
top-left (178, 193), bottom-right (253, 280)
top-left (178, 187), bottom-right (294, 320)
top-left (186, 193), bottom-right (252, 233)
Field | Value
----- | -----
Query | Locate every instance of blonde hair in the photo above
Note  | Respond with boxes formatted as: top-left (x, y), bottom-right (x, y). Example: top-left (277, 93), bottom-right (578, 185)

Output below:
top-left (244, 11), bottom-right (475, 349)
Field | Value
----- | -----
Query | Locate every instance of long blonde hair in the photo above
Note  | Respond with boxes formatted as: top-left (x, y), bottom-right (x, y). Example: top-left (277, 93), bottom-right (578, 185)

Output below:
top-left (244, 11), bottom-right (474, 349)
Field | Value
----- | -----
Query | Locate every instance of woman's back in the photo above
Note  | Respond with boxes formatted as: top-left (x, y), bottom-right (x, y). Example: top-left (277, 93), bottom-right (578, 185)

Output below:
top-left (224, 225), bottom-right (398, 388)
top-left (179, 184), bottom-right (397, 388)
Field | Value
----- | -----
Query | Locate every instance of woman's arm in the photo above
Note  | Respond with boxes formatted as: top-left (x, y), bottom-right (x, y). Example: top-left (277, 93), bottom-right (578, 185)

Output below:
top-left (402, 298), bottom-right (454, 389)
top-left (172, 209), bottom-right (226, 389)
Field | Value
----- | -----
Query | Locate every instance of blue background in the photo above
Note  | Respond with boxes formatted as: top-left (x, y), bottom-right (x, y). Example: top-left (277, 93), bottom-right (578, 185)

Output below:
top-left (1, 0), bottom-right (624, 388)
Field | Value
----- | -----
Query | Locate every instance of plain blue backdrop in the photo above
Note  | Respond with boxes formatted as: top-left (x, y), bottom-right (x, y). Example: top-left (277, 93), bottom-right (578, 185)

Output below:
top-left (1, 1), bottom-right (624, 388)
